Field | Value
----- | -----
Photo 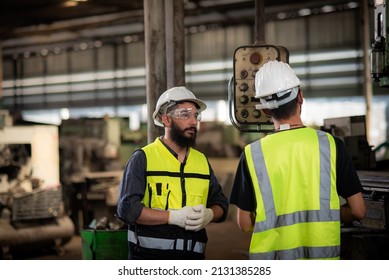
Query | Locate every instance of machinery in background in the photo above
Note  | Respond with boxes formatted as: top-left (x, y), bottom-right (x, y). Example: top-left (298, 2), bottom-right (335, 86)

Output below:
top-left (0, 110), bottom-right (74, 259)
top-left (342, 170), bottom-right (389, 259)
top-left (229, 44), bottom-right (289, 132)
top-left (59, 117), bottom-right (147, 233)
top-left (371, 0), bottom-right (389, 86)
top-left (321, 115), bottom-right (376, 170)
top-left (370, 0), bottom-right (389, 164)
top-left (321, 114), bottom-right (389, 259)
top-left (60, 117), bottom-right (126, 179)
top-left (59, 117), bottom-right (147, 179)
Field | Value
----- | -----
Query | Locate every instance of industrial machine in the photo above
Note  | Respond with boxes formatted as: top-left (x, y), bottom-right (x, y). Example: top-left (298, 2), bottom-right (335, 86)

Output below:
top-left (342, 170), bottom-right (389, 259)
top-left (321, 115), bottom-right (376, 170)
top-left (228, 44), bottom-right (289, 132)
top-left (350, 0), bottom-right (389, 259)
top-left (321, 115), bottom-right (389, 259)
top-left (59, 117), bottom-right (137, 233)
top-left (371, 0), bottom-right (389, 86)
top-left (0, 111), bottom-right (74, 259)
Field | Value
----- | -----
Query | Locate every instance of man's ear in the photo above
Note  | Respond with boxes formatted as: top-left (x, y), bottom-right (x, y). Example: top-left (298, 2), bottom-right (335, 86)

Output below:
top-left (297, 89), bottom-right (304, 105)
top-left (161, 114), bottom-right (171, 127)
top-left (262, 109), bottom-right (271, 117)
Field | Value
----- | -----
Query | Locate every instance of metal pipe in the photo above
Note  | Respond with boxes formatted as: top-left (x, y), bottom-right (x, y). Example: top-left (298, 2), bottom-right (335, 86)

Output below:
top-left (254, 0), bottom-right (265, 45)
top-left (0, 216), bottom-right (74, 246)
top-left (361, 0), bottom-right (373, 142)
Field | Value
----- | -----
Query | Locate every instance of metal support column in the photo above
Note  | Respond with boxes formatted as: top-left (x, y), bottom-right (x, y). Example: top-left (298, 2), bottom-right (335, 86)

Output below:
top-left (165, 0), bottom-right (185, 88)
top-left (144, 0), bottom-right (167, 143)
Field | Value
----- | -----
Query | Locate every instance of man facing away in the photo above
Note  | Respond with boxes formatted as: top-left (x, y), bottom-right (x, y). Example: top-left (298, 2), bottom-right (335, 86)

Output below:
top-left (117, 86), bottom-right (228, 260)
top-left (229, 60), bottom-right (366, 260)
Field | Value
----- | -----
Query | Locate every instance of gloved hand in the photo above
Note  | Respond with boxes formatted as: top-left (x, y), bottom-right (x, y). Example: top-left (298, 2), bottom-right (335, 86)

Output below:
top-left (168, 206), bottom-right (196, 228)
top-left (185, 204), bottom-right (214, 232)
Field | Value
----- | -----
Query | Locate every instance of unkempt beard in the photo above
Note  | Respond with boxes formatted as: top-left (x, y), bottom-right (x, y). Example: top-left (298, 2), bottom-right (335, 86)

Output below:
top-left (170, 121), bottom-right (197, 148)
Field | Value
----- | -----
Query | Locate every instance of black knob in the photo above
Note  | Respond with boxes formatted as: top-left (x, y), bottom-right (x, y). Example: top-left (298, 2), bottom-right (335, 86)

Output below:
top-left (239, 95), bottom-right (249, 104)
top-left (240, 109), bottom-right (249, 118)
top-left (239, 83), bottom-right (249, 91)
top-left (240, 70), bottom-right (248, 79)
top-left (253, 110), bottom-right (261, 118)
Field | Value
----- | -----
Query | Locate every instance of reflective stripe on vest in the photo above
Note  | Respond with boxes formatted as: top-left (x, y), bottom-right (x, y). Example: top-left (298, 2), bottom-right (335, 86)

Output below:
top-left (247, 129), bottom-right (340, 260)
top-left (128, 230), bottom-right (206, 254)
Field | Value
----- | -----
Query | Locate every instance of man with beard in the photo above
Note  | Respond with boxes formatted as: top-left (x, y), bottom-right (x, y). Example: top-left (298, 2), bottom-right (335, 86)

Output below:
top-left (117, 86), bottom-right (229, 260)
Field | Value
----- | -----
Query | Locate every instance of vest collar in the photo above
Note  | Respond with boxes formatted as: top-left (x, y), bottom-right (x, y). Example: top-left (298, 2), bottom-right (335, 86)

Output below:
top-left (158, 136), bottom-right (189, 162)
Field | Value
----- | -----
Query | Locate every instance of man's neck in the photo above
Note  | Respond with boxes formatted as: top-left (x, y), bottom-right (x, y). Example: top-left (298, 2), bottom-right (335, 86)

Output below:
top-left (161, 136), bottom-right (188, 163)
top-left (273, 116), bottom-right (304, 131)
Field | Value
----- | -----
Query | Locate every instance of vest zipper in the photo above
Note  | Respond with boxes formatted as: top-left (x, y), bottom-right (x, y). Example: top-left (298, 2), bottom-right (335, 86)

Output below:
top-left (180, 162), bottom-right (186, 207)
top-left (147, 183), bottom-right (152, 208)
top-left (165, 185), bottom-right (171, 210)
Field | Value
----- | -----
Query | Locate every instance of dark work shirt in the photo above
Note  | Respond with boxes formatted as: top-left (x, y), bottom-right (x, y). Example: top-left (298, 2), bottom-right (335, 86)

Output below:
top-left (229, 130), bottom-right (364, 212)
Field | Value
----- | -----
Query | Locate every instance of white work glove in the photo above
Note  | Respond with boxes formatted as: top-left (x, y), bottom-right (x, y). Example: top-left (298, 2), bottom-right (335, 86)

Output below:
top-left (168, 206), bottom-right (196, 228)
top-left (185, 204), bottom-right (214, 232)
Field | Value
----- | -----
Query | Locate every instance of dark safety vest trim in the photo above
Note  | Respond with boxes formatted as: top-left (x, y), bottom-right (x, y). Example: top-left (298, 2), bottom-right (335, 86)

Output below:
top-left (146, 170), bottom-right (211, 180)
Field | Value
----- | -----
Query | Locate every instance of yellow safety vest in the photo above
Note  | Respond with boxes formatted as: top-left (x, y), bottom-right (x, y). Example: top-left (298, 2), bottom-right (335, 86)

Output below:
top-left (141, 137), bottom-right (210, 210)
top-left (245, 128), bottom-right (340, 259)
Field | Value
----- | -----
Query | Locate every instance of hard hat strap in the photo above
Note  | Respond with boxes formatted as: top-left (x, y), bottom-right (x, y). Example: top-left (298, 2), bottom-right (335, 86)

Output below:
top-left (159, 101), bottom-right (177, 116)
top-left (255, 86), bottom-right (299, 110)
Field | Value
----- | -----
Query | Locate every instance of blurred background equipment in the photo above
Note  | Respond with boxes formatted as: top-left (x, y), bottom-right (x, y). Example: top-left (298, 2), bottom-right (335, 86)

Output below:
top-left (342, 170), bottom-right (389, 259)
top-left (371, 0), bottom-right (389, 86)
top-left (321, 115), bottom-right (376, 170)
top-left (59, 117), bottom-right (146, 234)
top-left (320, 114), bottom-right (389, 259)
top-left (0, 111), bottom-right (74, 259)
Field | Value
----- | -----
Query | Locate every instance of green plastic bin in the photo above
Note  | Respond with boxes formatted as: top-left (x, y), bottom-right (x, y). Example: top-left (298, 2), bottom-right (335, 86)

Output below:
top-left (81, 229), bottom-right (128, 260)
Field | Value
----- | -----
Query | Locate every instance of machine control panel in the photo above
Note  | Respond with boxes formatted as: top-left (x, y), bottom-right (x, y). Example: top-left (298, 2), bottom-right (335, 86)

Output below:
top-left (232, 45), bottom-right (289, 130)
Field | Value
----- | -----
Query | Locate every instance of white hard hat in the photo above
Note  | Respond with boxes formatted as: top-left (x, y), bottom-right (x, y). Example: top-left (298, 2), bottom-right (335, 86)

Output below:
top-left (255, 60), bottom-right (301, 110)
top-left (153, 86), bottom-right (207, 127)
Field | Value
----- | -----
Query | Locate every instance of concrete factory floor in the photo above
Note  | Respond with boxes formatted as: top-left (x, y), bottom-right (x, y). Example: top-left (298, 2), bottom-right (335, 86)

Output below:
top-left (15, 209), bottom-right (251, 260)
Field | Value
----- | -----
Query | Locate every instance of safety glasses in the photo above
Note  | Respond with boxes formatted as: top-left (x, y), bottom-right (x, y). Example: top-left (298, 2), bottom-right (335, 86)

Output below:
top-left (168, 108), bottom-right (201, 121)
